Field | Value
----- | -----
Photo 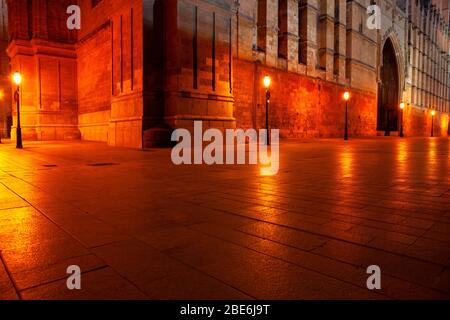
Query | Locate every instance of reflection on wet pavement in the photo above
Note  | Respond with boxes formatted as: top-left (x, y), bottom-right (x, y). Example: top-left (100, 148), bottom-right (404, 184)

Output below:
top-left (0, 138), bottom-right (449, 299)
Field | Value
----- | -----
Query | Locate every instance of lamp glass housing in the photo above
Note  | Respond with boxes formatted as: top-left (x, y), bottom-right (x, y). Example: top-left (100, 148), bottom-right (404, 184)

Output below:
top-left (343, 92), bottom-right (350, 101)
top-left (263, 76), bottom-right (271, 90)
top-left (13, 72), bottom-right (22, 86)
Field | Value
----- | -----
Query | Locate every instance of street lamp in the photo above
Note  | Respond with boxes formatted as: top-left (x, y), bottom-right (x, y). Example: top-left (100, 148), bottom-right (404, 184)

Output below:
top-left (430, 109), bottom-right (436, 137)
top-left (448, 116), bottom-right (450, 137)
top-left (399, 102), bottom-right (405, 138)
top-left (13, 72), bottom-right (22, 149)
top-left (263, 75), bottom-right (271, 145)
top-left (343, 91), bottom-right (350, 141)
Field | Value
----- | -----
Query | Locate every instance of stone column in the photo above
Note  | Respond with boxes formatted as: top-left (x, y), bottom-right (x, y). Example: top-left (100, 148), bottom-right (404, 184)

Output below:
top-left (418, 31), bottom-right (423, 106)
top-left (334, 0), bottom-right (346, 83)
top-left (321, 0), bottom-right (335, 80)
top-left (32, 0), bottom-right (48, 39)
top-left (7, 0), bottom-right (29, 40)
top-left (305, 0), bottom-right (319, 75)
top-left (6, 0), bottom-right (79, 142)
top-left (265, 0), bottom-right (278, 67)
top-left (286, 0), bottom-right (299, 72)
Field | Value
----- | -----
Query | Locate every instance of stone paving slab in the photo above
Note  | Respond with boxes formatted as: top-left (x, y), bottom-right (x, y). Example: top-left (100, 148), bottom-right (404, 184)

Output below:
top-left (0, 138), bottom-right (449, 299)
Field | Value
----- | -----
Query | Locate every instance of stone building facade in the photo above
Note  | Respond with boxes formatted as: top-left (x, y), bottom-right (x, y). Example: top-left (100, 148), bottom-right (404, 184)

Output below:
top-left (0, 0), bottom-right (11, 139)
top-left (232, 0), bottom-right (449, 138)
top-left (0, 0), bottom-right (449, 147)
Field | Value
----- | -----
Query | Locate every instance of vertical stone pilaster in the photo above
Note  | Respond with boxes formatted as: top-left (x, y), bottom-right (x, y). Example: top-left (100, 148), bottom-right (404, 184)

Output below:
top-left (321, 0), bottom-right (335, 80)
top-left (7, 0), bottom-right (29, 40)
top-left (305, 0), bottom-right (319, 74)
top-left (265, 0), bottom-right (278, 67)
top-left (32, 0), bottom-right (48, 39)
top-left (286, 0), bottom-right (298, 72)
top-left (298, 0), bottom-right (308, 65)
top-left (334, 0), bottom-right (346, 83)
top-left (418, 31), bottom-right (423, 106)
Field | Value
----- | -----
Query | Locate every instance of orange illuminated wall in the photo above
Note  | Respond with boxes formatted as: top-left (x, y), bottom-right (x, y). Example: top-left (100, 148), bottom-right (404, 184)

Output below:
top-left (0, 0), bottom-right (11, 138)
top-left (6, 0), bottom-right (79, 141)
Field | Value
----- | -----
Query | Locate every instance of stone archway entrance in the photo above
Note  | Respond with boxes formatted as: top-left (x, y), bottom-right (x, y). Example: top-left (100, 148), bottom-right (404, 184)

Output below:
top-left (377, 38), bottom-right (399, 134)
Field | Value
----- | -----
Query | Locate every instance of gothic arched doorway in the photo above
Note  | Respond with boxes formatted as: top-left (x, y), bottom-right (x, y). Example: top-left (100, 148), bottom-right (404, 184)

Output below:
top-left (377, 38), bottom-right (399, 134)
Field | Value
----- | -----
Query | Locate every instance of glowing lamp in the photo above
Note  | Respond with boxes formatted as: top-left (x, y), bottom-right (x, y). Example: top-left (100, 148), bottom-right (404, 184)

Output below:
top-left (431, 110), bottom-right (436, 116)
top-left (13, 72), bottom-right (22, 86)
top-left (400, 102), bottom-right (405, 110)
top-left (343, 91), bottom-right (350, 101)
top-left (263, 75), bottom-right (271, 90)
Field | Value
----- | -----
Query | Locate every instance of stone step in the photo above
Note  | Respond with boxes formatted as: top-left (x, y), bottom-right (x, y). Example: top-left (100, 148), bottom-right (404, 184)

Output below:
top-left (377, 130), bottom-right (400, 136)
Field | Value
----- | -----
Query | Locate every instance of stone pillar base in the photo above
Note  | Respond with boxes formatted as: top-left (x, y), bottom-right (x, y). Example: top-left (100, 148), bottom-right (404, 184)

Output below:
top-left (143, 126), bottom-right (173, 148)
top-left (10, 126), bottom-right (81, 141)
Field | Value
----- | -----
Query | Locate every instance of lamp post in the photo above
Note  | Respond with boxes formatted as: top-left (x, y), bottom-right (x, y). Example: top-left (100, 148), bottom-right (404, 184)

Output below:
top-left (430, 110), bottom-right (435, 137)
top-left (13, 72), bottom-right (23, 149)
top-left (399, 102), bottom-right (405, 138)
top-left (448, 116), bottom-right (450, 137)
top-left (343, 91), bottom-right (350, 141)
top-left (263, 75), bottom-right (271, 145)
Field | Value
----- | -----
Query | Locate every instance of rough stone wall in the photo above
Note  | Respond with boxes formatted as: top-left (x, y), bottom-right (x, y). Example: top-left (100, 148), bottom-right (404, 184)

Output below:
top-left (77, 0), bottom-right (144, 147)
top-left (6, 0), bottom-right (79, 141)
top-left (77, 22), bottom-right (111, 142)
top-left (232, 0), bottom-right (448, 138)
top-left (406, 0), bottom-right (449, 120)
top-left (0, 0), bottom-right (11, 139)
top-left (160, 0), bottom-right (234, 134)
top-left (402, 104), bottom-right (449, 137)
top-left (4, 0), bottom-right (143, 147)
top-left (3, 0), bottom-right (449, 147)
top-left (234, 59), bottom-right (377, 138)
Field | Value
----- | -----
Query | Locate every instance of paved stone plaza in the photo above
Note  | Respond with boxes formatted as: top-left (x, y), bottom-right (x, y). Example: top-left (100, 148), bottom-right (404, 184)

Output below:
top-left (0, 137), bottom-right (449, 300)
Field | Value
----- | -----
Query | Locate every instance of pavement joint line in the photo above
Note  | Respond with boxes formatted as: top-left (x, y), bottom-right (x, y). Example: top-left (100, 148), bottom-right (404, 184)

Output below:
top-left (1, 139), bottom-right (449, 298)
top-left (85, 236), bottom-right (244, 300)
top-left (18, 265), bottom-right (110, 294)
top-left (161, 249), bottom-right (258, 300)
top-left (185, 224), bottom-right (393, 299)
top-left (0, 251), bottom-right (23, 300)
top-left (0, 205), bottom-right (31, 211)
top-left (215, 191), bottom-right (444, 229)
top-left (224, 225), bottom-right (450, 297)
top-left (226, 181), bottom-right (450, 206)
top-left (0, 181), bottom-right (150, 298)
top-left (3, 164), bottom-right (244, 300)
top-left (206, 205), bottom-right (450, 270)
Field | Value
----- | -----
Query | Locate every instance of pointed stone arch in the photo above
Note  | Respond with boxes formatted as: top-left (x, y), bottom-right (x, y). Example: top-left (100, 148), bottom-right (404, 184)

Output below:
top-left (377, 31), bottom-right (404, 133)
top-left (380, 30), bottom-right (405, 100)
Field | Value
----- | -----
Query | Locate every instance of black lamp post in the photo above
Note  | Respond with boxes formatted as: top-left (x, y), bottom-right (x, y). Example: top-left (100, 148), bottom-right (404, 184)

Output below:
top-left (13, 72), bottom-right (23, 149)
top-left (385, 109), bottom-right (391, 136)
top-left (399, 102), bottom-right (405, 138)
top-left (430, 110), bottom-right (435, 137)
top-left (447, 114), bottom-right (450, 137)
top-left (263, 75), bottom-right (271, 146)
top-left (343, 91), bottom-right (350, 140)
